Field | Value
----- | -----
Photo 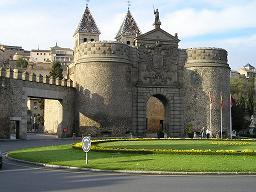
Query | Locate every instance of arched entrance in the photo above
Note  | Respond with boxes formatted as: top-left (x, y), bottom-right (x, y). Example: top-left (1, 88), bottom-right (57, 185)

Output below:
top-left (146, 94), bottom-right (168, 137)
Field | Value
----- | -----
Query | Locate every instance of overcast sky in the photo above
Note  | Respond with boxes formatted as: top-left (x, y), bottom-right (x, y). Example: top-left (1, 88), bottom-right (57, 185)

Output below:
top-left (0, 0), bottom-right (256, 70)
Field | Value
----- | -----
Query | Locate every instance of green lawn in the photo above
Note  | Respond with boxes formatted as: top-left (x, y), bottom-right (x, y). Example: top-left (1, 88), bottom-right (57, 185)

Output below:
top-left (97, 139), bottom-right (256, 151)
top-left (8, 141), bottom-right (256, 172)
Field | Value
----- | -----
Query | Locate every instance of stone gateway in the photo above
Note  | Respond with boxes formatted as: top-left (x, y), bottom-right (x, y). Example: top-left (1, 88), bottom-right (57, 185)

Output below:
top-left (0, 5), bottom-right (231, 139)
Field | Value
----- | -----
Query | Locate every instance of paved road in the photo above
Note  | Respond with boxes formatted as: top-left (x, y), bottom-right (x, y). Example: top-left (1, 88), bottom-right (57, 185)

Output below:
top-left (1, 136), bottom-right (256, 192)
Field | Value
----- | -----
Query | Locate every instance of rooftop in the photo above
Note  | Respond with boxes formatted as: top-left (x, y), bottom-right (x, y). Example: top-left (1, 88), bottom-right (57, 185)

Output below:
top-left (116, 9), bottom-right (141, 39)
top-left (74, 5), bottom-right (101, 36)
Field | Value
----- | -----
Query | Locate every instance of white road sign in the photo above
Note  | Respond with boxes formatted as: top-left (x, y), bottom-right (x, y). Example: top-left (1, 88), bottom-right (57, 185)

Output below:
top-left (82, 136), bottom-right (91, 153)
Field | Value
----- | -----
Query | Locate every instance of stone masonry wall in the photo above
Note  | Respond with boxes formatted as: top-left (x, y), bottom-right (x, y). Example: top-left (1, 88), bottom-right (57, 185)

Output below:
top-left (135, 87), bottom-right (184, 137)
top-left (74, 42), bottom-right (135, 135)
top-left (0, 68), bottom-right (76, 139)
top-left (185, 48), bottom-right (230, 137)
top-left (44, 99), bottom-right (63, 135)
top-left (0, 77), bottom-right (11, 138)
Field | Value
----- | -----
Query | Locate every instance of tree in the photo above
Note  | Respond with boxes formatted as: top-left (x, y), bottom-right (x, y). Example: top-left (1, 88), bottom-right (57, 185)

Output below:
top-left (49, 61), bottom-right (63, 79)
top-left (16, 58), bottom-right (28, 69)
top-left (230, 76), bottom-right (255, 131)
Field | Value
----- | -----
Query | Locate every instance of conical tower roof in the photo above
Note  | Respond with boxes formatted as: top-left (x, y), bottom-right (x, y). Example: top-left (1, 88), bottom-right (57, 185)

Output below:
top-left (74, 5), bottom-right (101, 36)
top-left (116, 9), bottom-right (141, 39)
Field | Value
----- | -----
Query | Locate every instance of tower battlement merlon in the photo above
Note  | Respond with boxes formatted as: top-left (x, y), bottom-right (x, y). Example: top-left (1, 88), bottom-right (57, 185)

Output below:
top-left (74, 41), bottom-right (135, 63)
top-left (0, 67), bottom-right (74, 88)
top-left (186, 48), bottom-right (229, 68)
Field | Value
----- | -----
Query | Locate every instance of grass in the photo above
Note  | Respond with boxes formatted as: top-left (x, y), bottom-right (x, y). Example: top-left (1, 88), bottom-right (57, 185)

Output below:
top-left (97, 139), bottom-right (256, 151)
top-left (8, 139), bottom-right (256, 172)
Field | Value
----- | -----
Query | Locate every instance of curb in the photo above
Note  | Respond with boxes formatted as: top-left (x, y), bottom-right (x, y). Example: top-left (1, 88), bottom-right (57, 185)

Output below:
top-left (6, 154), bottom-right (256, 176)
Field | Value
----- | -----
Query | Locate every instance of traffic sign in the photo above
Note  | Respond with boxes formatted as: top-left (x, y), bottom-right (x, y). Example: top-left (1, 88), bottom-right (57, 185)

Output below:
top-left (82, 136), bottom-right (91, 165)
top-left (82, 136), bottom-right (91, 152)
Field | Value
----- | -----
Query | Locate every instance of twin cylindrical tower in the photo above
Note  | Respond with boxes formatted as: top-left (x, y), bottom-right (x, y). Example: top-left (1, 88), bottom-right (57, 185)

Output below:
top-left (184, 48), bottom-right (231, 137)
top-left (72, 41), bottom-right (134, 135)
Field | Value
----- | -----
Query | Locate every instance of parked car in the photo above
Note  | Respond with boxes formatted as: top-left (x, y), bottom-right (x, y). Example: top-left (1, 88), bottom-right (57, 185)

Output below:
top-left (0, 151), bottom-right (2, 169)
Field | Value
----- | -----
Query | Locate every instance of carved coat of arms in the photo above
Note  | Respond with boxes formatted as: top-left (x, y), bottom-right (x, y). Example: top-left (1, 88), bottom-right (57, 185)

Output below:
top-left (139, 43), bottom-right (178, 86)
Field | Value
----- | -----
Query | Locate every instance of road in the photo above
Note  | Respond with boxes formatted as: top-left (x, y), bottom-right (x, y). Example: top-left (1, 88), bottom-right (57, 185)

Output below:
top-left (1, 135), bottom-right (256, 192)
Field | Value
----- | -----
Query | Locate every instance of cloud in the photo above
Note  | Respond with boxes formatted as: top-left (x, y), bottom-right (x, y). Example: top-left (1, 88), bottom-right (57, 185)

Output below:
top-left (181, 34), bottom-right (256, 69)
top-left (162, 1), bottom-right (256, 38)
top-left (0, 10), bottom-right (75, 49)
top-left (0, 0), bottom-right (18, 7)
top-left (0, 0), bottom-right (255, 70)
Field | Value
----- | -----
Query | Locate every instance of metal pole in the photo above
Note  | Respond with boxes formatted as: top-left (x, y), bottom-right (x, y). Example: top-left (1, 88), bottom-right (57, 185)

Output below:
top-left (220, 94), bottom-right (223, 139)
top-left (209, 92), bottom-right (212, 137)
top-left (210, 104), bottom-right (212, 136)
top-left (230, 94), bottom-right (233, 139)
top-left (221, 107), bottom-right (223, 139)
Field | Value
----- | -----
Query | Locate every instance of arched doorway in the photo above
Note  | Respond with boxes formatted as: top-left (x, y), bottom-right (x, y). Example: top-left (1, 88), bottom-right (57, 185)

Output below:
top-left (146, 94), bottom-right (167, 137)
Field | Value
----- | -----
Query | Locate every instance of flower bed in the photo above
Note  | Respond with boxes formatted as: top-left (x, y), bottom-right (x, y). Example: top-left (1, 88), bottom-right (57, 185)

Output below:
top-left (72, 138), bottom-right (256, 156)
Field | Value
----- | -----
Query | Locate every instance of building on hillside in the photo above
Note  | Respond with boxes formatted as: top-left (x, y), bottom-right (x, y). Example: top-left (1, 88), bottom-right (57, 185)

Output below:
top-left (0, 44), bottom-right (24, 59)
top-left (50, 44), bottom-right (74, 67)
top-left (30, 44), bottom-right (74, 66)
top-left (0, 44), bottom-right (30, 67)
top-left (29, 44), bottom-right (74, 77)
top-left (238, 63), bottom-right (256, 78)
top-left (231, 70), bottom-right (241, 78)
top-left (30, 50), bottom-right (51, 63)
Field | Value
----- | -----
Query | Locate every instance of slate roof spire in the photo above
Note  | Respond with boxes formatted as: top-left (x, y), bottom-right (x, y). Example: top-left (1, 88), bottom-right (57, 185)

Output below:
top-left (74, 4), bottom-right (101, 36)
top-left (115, 9), bottom-right (141, 40)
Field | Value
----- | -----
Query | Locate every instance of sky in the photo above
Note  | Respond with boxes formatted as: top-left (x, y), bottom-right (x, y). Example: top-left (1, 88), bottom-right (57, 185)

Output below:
top-left (0, 0), bottom-right (256, 70)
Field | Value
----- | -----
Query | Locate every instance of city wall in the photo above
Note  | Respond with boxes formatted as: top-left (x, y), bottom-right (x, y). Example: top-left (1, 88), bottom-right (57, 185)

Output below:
top-left (0, 68), bottom-right (77, 139)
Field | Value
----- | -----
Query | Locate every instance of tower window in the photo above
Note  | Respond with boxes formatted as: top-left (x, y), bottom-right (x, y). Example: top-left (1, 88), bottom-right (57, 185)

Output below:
top-left (91, 39), bottom-right (94, 42)
top-left (127, 41), bottom-right (130, 45)
top-left (83, 38), bottom-right (87, 42)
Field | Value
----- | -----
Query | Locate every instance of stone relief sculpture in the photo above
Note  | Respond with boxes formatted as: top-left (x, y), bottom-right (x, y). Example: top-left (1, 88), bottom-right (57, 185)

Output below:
top-left (154, 9), bottom-right (160, 24)
top-left (139, 43), bottom-right (178, 86)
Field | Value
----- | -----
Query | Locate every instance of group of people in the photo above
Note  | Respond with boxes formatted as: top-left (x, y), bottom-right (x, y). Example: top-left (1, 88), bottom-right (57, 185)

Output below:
top-left (194, 127), bottom-right (212, 138)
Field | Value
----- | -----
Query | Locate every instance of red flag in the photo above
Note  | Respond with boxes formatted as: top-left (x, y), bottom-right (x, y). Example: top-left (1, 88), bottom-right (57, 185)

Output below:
top-left (230, 95), bottom-right (235, 108)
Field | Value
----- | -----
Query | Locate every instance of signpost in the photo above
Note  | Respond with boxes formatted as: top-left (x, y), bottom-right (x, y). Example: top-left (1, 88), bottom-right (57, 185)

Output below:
top-left (82, 136), bottom-right (91, 165)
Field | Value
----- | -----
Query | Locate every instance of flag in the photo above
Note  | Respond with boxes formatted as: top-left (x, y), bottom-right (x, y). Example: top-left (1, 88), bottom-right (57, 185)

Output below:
top-left (209, 91), bottom-right (213, 132)
top-left (229, 94), bottom-right (234, 139)
top-left (209, 91), bottom-right (213, 107)
top-left (220, 92), bottom-right (223, 109)
top-left (230, 95), bottom-right (235, 108)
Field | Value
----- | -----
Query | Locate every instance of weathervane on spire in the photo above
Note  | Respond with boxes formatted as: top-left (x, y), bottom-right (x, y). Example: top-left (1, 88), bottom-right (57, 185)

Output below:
top-left (127, 0), bottom-right (131, 10)
top-left (86, 0), bottom-right (90, 7)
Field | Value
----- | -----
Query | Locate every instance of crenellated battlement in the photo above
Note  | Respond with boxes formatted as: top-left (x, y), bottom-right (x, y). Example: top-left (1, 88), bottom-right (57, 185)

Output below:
top-left (186, 48), bottom-right (228, 66)
top-left (75, 41), bottom-right (135, 61)
top-left (0, 68), bottom-right (74, 88)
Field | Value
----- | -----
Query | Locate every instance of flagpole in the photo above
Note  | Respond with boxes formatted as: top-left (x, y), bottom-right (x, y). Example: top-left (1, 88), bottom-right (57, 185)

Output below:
top-left (220, 93), bottom-right (223, 139)
top-left (230, 94), bottom-right (233, 139)
top-left (209, 92), bottom-right (212, 137)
